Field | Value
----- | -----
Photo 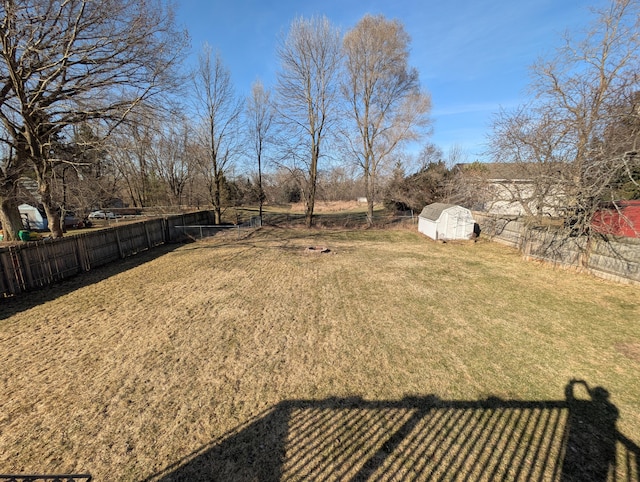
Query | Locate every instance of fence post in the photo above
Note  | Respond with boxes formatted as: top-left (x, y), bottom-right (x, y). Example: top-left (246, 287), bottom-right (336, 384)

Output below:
top-left (6, 246), bottom-right (26, 295)
top-left (144, 222), bottom-right (152, 249)
top-left (19, 245), bottom-right (35, 290)
top-left (114, 227), bottom-right (125, 259)
top-left (0, 252), bottom-right (7, 296)
top-left (163, 216), bottom-right (170, 243)
top-left (45, 241), bottom-right (60, 283)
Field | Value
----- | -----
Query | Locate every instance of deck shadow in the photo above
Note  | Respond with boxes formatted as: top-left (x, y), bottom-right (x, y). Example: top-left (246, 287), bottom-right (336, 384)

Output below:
top-left (145, 380), bottom-right (639, 481)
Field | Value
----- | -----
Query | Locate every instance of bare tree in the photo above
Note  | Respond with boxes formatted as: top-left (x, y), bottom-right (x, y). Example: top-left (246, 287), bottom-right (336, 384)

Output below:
top-left (149, 116), bottom-right (195, 207)
top-left (600, 90), bottom-right (640, 200)
top-left (0, 0), bottom-right (187, 238)
top-left (417, 142), bottom-right (443, 171)
top-left (109, 117), bottom-right (159, 208)
top-left (485, 107), bottom-right (572, 217)
top-left (246, 80), bottom-right (273, 220)
top-left (341, 14), bottom-right (431, 226)
top-left (193, 44), bottom-right (243, 224)
top-left (51, 123), bottom-right (120, 217)
top-left (275, 16), bottom-right (342, 228)
top-left (488, 0), bottom-right (640, 231)
top-left (318, 165), bottom-right (361, 202)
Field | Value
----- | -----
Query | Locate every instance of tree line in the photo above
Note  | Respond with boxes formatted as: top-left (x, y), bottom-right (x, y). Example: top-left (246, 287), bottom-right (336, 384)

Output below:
top-left (485, 0), bottom-right (640, 231)
top-left (391, 0), bottom-right (640, 231)
top-left (1, 0), bottom-right (638, 241)
top-left (0, 3), bottom-right (431, 240)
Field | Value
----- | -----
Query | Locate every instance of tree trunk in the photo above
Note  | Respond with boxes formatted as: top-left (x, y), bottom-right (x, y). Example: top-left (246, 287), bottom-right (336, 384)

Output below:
top-left (305, 152), bottom-right (318, 228)
top-left (41, 196), bottom-right (63, 238)
top-left (365, 161), bottom-right (375, 227)
top-left (305, 194), bottom-right (315, 228)
top-left (0, 161), bottom-right (24, 241)
top-left (213, 175), bottom-right (222, 225)
top-left (37, 176), bottom-right (64, 238)
top-left (258, 153), bottom-right (264, 221)
top-left (0, 196), bottom-right (24, 241)
top-left (366, 197), bottom-right (375, 227)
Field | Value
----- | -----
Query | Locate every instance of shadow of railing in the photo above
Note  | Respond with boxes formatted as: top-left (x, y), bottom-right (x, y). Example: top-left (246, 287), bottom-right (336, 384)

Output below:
top-left (144, 380), bottom-right (639, 481)
top-left (0, 475), bottom-right (91, 481)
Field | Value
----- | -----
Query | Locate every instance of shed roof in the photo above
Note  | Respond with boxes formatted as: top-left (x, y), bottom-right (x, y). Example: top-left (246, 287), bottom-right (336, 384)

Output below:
top-left (419, 203), bottom-right (457, 221)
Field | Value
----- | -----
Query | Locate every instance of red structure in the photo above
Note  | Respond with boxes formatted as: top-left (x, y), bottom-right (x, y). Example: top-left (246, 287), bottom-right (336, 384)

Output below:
top-left (592, 200), bottom-right (640, 238)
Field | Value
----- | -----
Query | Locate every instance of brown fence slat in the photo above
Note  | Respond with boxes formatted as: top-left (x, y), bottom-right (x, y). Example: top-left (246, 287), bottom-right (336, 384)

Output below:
top-left (0, 255), bottom-right (7, 296)
top-left (0, 248), bottom-right (24, 296)
top-left (474, 212), bottom-right (640, 285)
top-left (0, 210), bottom-right (215, 297)
top-left (84, 229), bottom-right (121, 268)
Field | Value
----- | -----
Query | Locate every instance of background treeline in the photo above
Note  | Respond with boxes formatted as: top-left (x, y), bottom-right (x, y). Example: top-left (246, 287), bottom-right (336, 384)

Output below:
top-left (1, 0), bottom-right (639, 241)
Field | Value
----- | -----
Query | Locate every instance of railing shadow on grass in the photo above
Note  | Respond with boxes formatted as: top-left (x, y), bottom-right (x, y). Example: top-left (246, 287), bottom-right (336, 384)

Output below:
top-left (0, 475), bottom-right (92, 481)
top-left (144, 380), bottom-right (639, 482)
top-left (0, 243), bottom-right (182, 319)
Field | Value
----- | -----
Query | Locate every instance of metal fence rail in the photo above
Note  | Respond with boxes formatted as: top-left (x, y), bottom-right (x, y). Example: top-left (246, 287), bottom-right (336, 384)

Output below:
top-left (175, 215), bottom-right (265, 240)
top-left (174, 224), bottom-right (241, 240)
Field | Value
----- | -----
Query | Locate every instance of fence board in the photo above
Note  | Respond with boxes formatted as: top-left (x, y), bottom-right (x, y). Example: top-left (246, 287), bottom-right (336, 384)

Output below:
top-left (146, 219), bottom-right (166, 247)
top-left (84, 229), bottom-right (120, 268)
top-left (474, 212), bottom-right (640, 285)
top-left (0, 210), bottom-right (215, 297)
top-left (0, 248), bottom-right (24, 295)
top-left (0, 256), bottom-right (7, 296)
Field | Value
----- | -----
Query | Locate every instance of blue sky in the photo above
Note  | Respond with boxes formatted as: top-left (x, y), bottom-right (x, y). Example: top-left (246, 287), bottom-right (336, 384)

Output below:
top-left (176, 0), bottom-right (601, 164)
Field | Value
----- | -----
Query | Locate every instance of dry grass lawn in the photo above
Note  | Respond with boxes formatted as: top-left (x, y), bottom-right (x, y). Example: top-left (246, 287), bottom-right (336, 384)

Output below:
top-left (0, 226), bottom-right (639, 480)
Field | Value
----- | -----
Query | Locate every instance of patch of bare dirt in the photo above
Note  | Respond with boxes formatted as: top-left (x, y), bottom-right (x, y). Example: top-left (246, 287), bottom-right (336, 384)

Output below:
top-left (616, 342), bottom-right (640, 363)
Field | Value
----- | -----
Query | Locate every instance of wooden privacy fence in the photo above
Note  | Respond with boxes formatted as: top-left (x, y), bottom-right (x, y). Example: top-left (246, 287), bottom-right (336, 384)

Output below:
top-left (474, 212), bottom-right (640, 285)
top-left (0, 210), bottom-right (214, 297)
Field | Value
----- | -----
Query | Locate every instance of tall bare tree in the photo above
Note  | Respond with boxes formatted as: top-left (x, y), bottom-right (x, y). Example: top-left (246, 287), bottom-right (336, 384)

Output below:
top-left (488, 0), bottom-right (640, 231)
top-left (150, 118), bottom-right (194, 207)
top-left (51, 123), bottom-right (120, 217)
top-left (0, 0), bottom-right (187, 238)
top-left (246, 80), bottom-right (273, 220)
top-left (341, 14), bottom-right (431, 226)
top-left (276, 16), bottom-right (342, 228)
top-left (109, 115), bottom-right (159, 208)
top-left (194, 44), bottom-right (242, 224)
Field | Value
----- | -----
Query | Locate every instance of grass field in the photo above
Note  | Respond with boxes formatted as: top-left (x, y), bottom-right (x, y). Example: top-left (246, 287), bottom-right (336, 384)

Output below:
top-left (1, 226), bottom-right (639, 480)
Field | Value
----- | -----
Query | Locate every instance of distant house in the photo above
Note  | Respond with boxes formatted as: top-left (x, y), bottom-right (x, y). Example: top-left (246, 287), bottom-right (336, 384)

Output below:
top-left (418, 203), bottom-right (475, 241)
top-left (592, 201), bottom-right (640, 238)
top-left (455, 162), bottom-right (568, 217)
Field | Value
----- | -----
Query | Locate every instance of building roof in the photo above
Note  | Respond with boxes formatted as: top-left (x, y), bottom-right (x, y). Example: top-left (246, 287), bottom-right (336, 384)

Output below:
top-left (419, 203), bottom-right (458, 221)
top-left (454, 162), bottom-right (567, 181)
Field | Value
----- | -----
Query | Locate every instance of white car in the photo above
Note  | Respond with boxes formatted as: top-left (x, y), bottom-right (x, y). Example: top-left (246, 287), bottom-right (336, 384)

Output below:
top-left (88, 210), bottom-right (116, 220)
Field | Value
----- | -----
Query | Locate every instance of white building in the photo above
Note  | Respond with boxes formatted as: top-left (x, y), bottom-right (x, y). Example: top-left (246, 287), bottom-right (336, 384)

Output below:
top-left (418, 203), bottom-right (475, 241)
top-left (18, 204), bottom-right (48, 231)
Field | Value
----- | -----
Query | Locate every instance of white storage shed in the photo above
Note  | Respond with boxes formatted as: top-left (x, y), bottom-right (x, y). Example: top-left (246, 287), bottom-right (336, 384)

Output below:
top-left (418, 203), bottom-right (475, 241)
